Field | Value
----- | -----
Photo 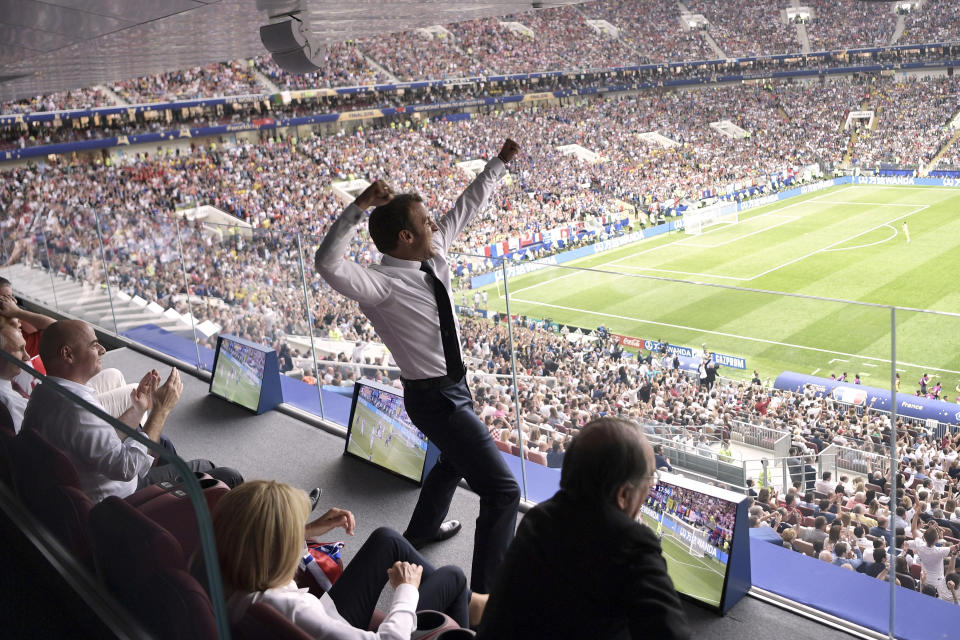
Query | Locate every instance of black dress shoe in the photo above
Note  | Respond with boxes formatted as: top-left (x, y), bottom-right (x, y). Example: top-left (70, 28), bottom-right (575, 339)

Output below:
top-left (308, 487), bottom-right (323, 511)
top-left (405, 520), bottom-right (462, 550)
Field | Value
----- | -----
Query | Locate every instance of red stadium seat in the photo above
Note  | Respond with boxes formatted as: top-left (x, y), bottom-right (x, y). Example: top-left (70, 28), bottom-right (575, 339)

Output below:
top-left (494, 439), bottom-right (512, 454)
top-left (232, 602), bottom-right (313, 640)
top-left (909, 563), bottom-right (922, 581)
top-left (792, 539), bottom-right (816, 557)
top-left (527, 450), bottom-right (548, 466)
top-left (89, 496), bottom-right (217, 640)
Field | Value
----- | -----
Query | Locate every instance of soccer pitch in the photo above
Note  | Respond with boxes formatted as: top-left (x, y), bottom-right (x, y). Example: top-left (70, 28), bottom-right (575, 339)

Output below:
top-left (210, 355), bottom-right (262, 411)
top-left (483, 184), bottom-right (960, 387)
top-left (639, 512), bottom-right (727, 607)
top-left (346, 402), bottom-right (427, 482)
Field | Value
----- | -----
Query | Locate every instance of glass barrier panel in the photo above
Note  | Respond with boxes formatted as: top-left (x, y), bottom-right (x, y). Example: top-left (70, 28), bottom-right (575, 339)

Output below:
top-left (0, 347), bottom-right (230, 639)
top-left (486, 245), bottom-right (910, 629)
top-left (0, 200), bottom-right (102, 321)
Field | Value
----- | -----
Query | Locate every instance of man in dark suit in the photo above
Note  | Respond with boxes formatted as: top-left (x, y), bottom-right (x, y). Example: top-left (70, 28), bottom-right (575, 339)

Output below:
top-left (477, 417), bottom-right (690, 640)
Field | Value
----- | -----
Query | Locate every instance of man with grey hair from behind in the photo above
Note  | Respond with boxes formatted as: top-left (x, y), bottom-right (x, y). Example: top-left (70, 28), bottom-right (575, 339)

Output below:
top-left (477, 417), bottom-right (691, 639)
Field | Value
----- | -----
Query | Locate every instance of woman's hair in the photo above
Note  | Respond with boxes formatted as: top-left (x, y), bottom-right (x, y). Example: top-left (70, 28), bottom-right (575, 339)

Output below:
top-left (212, 480), bottom-right (310, 592)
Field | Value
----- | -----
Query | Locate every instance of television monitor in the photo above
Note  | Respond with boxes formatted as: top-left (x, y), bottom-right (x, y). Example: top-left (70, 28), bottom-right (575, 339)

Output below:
top-left (344, 379), bottom-right (439, 484)
top-left (209, 334), bottom-right (282, 414)
top-left (640, 471), bottom-right (751, 614)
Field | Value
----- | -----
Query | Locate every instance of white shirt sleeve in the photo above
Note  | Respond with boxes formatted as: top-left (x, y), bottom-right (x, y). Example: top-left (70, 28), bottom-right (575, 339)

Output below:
top-left (434, 157), bottom-right (505, 253)
top-left (258, 581), bottom-right (419, 640)
top-left (314, 203), bottom-right (393, 306)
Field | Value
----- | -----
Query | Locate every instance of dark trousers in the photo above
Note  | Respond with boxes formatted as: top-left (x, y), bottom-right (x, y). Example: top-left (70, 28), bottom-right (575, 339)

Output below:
top-left (139, 457), bottom-right (244, 489)
top-left (330, 527), bottom-right (469, 628)
top-left (402, 378), bottom-right (520, 593)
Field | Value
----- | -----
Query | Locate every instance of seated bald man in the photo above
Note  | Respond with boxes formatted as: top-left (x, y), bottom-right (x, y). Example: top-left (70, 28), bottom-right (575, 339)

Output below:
top-left (21, 320), bottom-right (243, 502)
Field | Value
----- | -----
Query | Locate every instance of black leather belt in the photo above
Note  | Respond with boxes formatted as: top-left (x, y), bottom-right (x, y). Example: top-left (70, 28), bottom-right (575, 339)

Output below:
top-left (400, 373), bottom-right (463, 391)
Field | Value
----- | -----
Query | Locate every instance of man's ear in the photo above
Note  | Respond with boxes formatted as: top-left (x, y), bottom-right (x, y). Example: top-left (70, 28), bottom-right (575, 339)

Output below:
top-left (59, 345), bottom-right (72, 363)
top-left (397, 229), bottom-right (413, 245)
top-left (615, 482), bottom-right (631, 513)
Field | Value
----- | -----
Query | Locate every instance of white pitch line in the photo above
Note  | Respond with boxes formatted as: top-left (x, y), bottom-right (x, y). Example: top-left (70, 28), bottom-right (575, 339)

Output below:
top-left (745, 205), bottom-right (928, 280)
top-left (614, 265), bottom-right (749, 281)
top-left (822, 224), bottom-right (898, 252)
top-left (508, 297), bottom-right (960, 376)
top-left (681, 215), bottom-right (800, 249)
top-left (811, 368), bottom-right (821, 375)
top-left (862, 363), bottom-right (878, 367)
top-left (829, 358), bottom-right (850, 364)
top-left (812, 201), bottom-right (928, 206)
top-left (607, 187), bottom-right (850, 267)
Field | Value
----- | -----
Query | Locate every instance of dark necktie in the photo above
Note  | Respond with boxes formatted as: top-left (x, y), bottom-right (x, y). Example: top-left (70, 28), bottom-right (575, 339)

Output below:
top-left (11, 380), bottom-right (30, 399)
top-left (420, 262), bottom-right (464, 380)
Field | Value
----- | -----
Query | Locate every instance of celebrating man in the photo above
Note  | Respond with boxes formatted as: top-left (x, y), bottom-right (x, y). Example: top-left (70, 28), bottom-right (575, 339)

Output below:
top-left (315, 139), bottom-right (521, 593)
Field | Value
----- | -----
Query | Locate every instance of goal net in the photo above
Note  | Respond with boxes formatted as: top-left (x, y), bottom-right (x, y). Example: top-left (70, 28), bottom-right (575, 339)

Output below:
top-left (659, 511), bottom-right (713, 558)
top-left (683, 202), bottom-right (739, 235)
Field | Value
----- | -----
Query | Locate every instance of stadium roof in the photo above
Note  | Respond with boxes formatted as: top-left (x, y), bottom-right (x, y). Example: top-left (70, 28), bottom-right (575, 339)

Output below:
top-left (0, 0), bottom-right (581, 103)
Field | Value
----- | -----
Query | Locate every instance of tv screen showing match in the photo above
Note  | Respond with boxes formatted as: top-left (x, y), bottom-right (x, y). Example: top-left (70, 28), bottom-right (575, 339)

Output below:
top-left (210, 336), bottom-right (267, 412)
top-left (344, 379), bottom-right (430, 484)
top-left (640, 472), bottom-right (742, 610)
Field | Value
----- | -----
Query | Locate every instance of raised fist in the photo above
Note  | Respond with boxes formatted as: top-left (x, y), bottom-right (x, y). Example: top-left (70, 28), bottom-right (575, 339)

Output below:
top-left (498, 139), bottom-right (520, 164)
top-left (355, 180), bottom-right (394, 209)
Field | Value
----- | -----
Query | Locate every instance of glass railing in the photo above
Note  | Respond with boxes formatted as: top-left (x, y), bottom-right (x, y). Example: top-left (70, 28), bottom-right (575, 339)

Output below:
top-left (6, 186), bottom-right (960, 638)
top-left (0, 346), bottom-right (230, 638)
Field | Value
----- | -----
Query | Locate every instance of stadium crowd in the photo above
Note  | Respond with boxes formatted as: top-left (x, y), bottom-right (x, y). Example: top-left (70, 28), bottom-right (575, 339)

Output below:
top-left (686, 0), bottom-right (796, 57)
top-left (805, 0), bottom-right (898, 52)
top-left (750, 426), bottom-right (960, 605)
top-left (848, 77), bottom-right (960, 169)
top-left (3, 0), bottom-right (960, 116)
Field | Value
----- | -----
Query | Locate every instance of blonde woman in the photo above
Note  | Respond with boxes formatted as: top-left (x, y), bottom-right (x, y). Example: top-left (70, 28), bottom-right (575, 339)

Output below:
top-left (212, 480), bottom-right (484, 639)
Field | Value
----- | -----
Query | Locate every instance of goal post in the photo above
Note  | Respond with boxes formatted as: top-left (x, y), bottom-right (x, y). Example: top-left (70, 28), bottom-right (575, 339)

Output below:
top-left (660, 511), bottom-right (713, 557)
top-left (682, 202), bottom-right (739, 235)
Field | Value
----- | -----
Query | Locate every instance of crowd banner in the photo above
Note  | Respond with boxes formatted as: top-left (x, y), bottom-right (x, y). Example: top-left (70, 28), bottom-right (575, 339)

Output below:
top-left (774, 371), bottom-right (960, 426)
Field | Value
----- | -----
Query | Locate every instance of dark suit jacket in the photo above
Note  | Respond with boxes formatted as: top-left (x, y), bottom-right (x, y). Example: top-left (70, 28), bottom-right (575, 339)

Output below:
top-left (477, 490), bottom-right (691, 640)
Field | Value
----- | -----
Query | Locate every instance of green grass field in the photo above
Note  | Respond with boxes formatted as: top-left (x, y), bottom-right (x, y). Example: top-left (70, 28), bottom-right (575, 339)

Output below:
top-left (640, 511), bottom-right (727, 607)
top-left (346, 402), bottom-right (427, 482)
top-left (482, 184), bottom-right (960, 389)
top-left (211, 355), bottom-right (262, 411)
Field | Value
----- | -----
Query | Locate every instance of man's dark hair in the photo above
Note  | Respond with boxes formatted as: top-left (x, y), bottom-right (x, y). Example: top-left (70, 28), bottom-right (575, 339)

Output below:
top-left (0, 277), bottom-right (10, 289)
top-left (560, 417), bottom-right (649, 506)
top-left (368, 193), bottom-right (424, 253)
top-left (814, 516), bottom-right (826, 530)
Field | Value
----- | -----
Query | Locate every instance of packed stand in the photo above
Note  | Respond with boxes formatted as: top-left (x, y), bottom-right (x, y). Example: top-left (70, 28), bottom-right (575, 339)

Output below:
top-left (255, 48), bottom-right (389, 89)
top-left (448, 8), bottom-right (641, 75)
top-left (362, 31), bottom-right (487, 81)
top-left (750, 429), bottom-right (960, 606)
top-left (806, 0), bottom-right (898, 52)
top-left (579, 0), bottom-right (714, 62)
top-left (110, 60), bottom-right (265, 103)
top-left (685, 0), bottom-right (797, 57)
top-left (847, 76), bottom-right (960, 169)
top-left (901, 0), bottom-right (960, 45)
top-left (1, 87), bottom-right (113, 114)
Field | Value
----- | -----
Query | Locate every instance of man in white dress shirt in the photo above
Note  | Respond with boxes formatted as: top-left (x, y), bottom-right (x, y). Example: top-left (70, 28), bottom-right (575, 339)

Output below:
top-left (21, 320), bottom-right (242, 502)
top-left (0, 318), bottom-right (30, 429)
top-left (315, 139), bottom-right (521, 593)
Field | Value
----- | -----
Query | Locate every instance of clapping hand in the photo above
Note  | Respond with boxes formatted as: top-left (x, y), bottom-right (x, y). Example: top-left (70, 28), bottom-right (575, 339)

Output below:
top-left (130, 369), bottom-right (161, 415)
top-left (153, 368), bottom-right (183, 412)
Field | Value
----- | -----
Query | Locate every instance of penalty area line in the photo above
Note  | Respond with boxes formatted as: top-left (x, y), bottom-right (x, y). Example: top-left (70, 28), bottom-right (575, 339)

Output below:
top-left (509, 297), bottom-right (960, 377)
